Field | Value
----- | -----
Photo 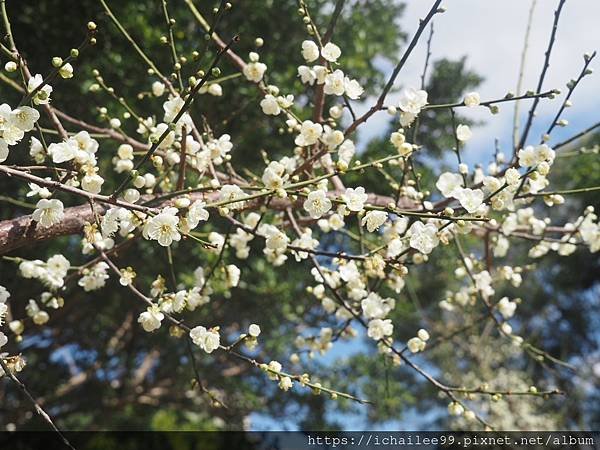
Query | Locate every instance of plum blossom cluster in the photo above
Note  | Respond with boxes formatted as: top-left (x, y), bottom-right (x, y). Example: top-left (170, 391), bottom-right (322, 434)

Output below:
top-left (1, 0), bottom-right (598, 429)
top-left (0, 285), bottom-right (26, 378)
top-left (0, 103), bottom-right (40, 163)
top-left (298, 40), bottom-right (363, 100)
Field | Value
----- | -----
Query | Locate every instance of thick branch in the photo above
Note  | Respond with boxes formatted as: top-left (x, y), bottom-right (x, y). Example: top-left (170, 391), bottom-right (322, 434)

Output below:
top-left (0, 190), bottom-right (413, 254)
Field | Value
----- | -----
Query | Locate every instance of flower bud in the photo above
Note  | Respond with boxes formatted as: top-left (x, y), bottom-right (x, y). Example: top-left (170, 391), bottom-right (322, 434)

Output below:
top-left (4, 61), bottom-right (17, 72)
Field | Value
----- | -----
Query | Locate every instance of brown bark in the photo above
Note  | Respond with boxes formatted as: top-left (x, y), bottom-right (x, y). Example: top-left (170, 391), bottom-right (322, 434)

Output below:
top-left (0, 190), bottom-right (413, 255)
top-left (0, 203), bottom-right (108, 255)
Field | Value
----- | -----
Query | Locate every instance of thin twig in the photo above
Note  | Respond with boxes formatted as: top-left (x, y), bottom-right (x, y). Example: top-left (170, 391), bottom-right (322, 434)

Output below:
top-left (344, 0), bottom-right (443, 136)
top-left (513, 0), bottom-right (538, 148)
top-left (0, 358), bottom-right (76, 450)
top-left (516, 0), bottom-right (567, 153)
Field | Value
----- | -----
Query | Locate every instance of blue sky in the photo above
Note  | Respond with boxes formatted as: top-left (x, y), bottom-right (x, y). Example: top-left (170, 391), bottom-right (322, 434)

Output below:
top-left (355, 0), bottom-right (600, 165)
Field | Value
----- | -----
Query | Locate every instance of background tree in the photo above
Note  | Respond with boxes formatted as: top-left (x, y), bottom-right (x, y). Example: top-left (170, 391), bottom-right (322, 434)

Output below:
top-left (0, 0), bottom-right (598, 434)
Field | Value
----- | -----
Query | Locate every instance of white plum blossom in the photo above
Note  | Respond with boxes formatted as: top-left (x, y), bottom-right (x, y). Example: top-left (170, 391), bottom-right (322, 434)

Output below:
top-left (518, 144), bottom-right (555, 168)
top-left (152, 81), bottom-right (165, 96)
top-left (455, 188), bottom-right (484, 213)
top-left (386, 238), bottom-right (405, 258)
top-left (321, 42), bottom-right (341, 62)
top-left (298, 65), bottom-right (316, 85)
top-left (408, 221), bottom-right (439, 255)
top-left (26, 299), bottom-right (49, 325)
top-left (294, 120), bottom-right (323, 146)
top-left (389, 131), bottom-right (411, 155)
top-left (45, 254), bottom-right (70, 288)
top-left (0, 286), bottom-right (9, 326)
top-left (32, 199), bottom-right (64, 228)
top-left (186, 200), bottom-right (210, 229)
top-left (323, 70), bottom-right (345, 96)
top-left (260, 95), bottom-right (281, 115)
top-left (518, 147), bottom-right (537, 168)
top-left (322, 126), bottom-right (344, 149)
top-left (328, 213), bottom-right (345, 230)
top-left (398, 87), bottom-right (428, 114)
top-left (190, 326), bottom-right (220, 353)
top-left (367, 318), bottom-right (393, 341)
top-left (448, 402), bottom-right (465, 416)
top-left (344, 77), bottom-right (363, 99)
top-left (0, 103), bottom-right (25, 145)
top-left (264, 226), bottom-right (289, 254)
top-left (456, 124), bottom-right (472, 142)
top-left (329, 105), bottom-right (343, 119)
top-left (505, 167), bottom-right (521, 187)
top-left (0, 139), bottom-right (8, 163)
top-left (473, 270), bottom-right (494, 299)
top-left (27, 74), bottom-right (53, 105)
top-left (361, 293), bottom-right (395, 319)
top-left (342, 186), bottom-right (368, 212)
top-left (138, 305), bottom-right (164, 332)
top-left (313, 65), bottom-right (328, 84)
top-left (48, 140), bottom-right (79, 163)
top-left (407, 337), bottom-right (426, 353)
top-left (361, 210), bottom-right (388, 232)
top-left (301, 40), bottom-right (319, 62)
top-left (10, 106), bottom-right (40, 132)
top-left (143, 207), bottom-right (181, 247)
top-left (337, 139), bottom-right (355, 166)
top-left (291, 229), bottom-right (318, 261)
top-left (463, 92), bottom-right (481, 107)
top-left (78, 262), bottom-right (110, 292)
top-left (243, 60), bottom-right (267, 83)
top-left (497, 297), bottom-right (517, 319)
top-left (209, 231), bottom-right (226, 252)
top-left (59, 63), bottom-right (73, 79)
top-left (28, 136), bottom-right (46, 164)
top-left (436, 172), bottom-right (463, 198)
top-left (163, 96), bottom-right (193, 128)
top-left (494, 235), bottom-right (510, 257)
top-left (262, 161), bottom-right (287, 190)
top-left (149, 123), bottom-right (175, 149)
top-left (205, 134), bottom-right (233, 165)
top-left (266, 360), bottom-right (282, 380)
top-left (0, 285), bottom-right (9, 303)
top-left (248, 324), bottom-right (261, 337)
top-left (0, 6), bottom-right (597, 417)
top-left (303, 190), bottom-right (332, 219)
top-left (81, 172), bottom-right (104, 194)
top-left (219, 184), bottom-right (247, 209)
top-left (418, 329), bottom-right (430, 341)
top-left (207, 83), bottom-right (223, 96)
top-left (226, 264), bottom-right (241, 288)
top-left (279, 376), bottom-right (293, 391)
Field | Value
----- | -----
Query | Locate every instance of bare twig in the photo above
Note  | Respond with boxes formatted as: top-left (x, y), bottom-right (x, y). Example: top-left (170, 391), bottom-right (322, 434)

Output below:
top-left (0, 358), bottom-right (76, 450)
top-left (516, 0), bottom-right (567, 153)
top-left (344, 0), bottom-right (443, 136)
top-left (513, 0), bottom-right (538, 148)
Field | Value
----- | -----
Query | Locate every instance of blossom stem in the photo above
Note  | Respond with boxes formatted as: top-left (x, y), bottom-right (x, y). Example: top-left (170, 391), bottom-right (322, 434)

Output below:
top-left (516, 185), bottom-right (600, 198)
top-left (541, 51), bottom-right (596, 144)
top-left (516, 0), bottom-right (567, 153)
top-left (422, 89), bottom-right (557, 111)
